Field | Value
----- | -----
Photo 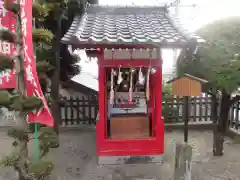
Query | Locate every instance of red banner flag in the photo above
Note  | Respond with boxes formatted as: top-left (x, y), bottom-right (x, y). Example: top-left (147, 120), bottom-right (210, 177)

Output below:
top-left (0, 0), bottom-right (16, 88)
top-left (0, 0), bottom-right (54, 127)
top-left (21, 0), bottom-right (54, 127)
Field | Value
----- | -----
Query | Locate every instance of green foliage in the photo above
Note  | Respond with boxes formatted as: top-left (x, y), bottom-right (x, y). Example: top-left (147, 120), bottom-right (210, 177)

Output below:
top-left (0, 90), bottom-right (44, 115)
top-left (0, 90), bottom-right (13, 106)
top-left (211, 57), bottom-right (240, 93)
top-left (8, 128), bottom-right (29, 141)
top-left (162, 82), bottom-right (172, 100)
top-left (177, 17), bottom-right (240, 94)
top-left (0, 53), bottom-right (14, 70)
top-left (1, 126), bottom-right (58, 179)
top-left (7, 94), bottom-right (43, 113)
top-left (162, 104), bottom-right (179, 123)
top-left (1, 153), bottom-right (20, 169)
top-left (28, 159), bottom-right (54, 180)
top-left (37, 61), bottom-right (54, 73)
top-left (0, 0), bottom-right (59, 179)
top-left (32, 28), bottom-right (54, 45)
top-left (38, 127), bottom-right (59, 157)
top-left (36, 60), bottom-right (54, 92)
top-left (32, 2), bottom-right (50, 21)
top-left (36, 46), bottom-right (54, 63)
top-left (0, 29), bottom-right (17, 43)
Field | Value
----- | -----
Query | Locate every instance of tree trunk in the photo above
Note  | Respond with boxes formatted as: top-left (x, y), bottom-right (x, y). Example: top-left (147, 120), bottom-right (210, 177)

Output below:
top-left (213, 93), bottom-right (230, 156)
top-left (51, 7), bottom-right (61, 137)
top-left (213, 126), bottom-right (224, 156)
top-left (15, 2), bottom-right (29, 179)
top-left (211, 94), bottom-right (219, 155)
top-left (210, 94), bottom-right (218, 124)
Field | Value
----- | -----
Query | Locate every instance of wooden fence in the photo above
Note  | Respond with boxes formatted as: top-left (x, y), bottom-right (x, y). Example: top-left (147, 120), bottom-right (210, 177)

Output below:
top-left (59, 95), bottom-right (240, 132)
top-left (60, 96), bottom-right (98, 125)
top-left (162, 96), bottom-right (212, 123)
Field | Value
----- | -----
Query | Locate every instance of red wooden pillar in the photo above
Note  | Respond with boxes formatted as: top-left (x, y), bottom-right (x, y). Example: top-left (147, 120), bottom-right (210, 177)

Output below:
top-left (96, 48), bottom-right (105, 155)
top-left (155, 51), bottom-right (164, 153)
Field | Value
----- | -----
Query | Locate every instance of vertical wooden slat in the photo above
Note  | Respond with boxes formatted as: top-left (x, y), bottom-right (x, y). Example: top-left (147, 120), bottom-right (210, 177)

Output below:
top-left (88, 96), bottom-right (92, 124)
top-left (204, 96), bottom-right (208, 121)
top-left (229, 104), bottom-right (235, 128)
top-left (170, 96), bottom-right (174, 122)
top-left (82, 96), bottom-right (86, 124)
top-left (179, 96), bottom-right (184, 122)
top-left (235, 101), bottom-right (240, 130)
top-left (176, 96), bottom-right (180, 122)
top-left (208, 95), bottom-right (212, 121)
top-left (183, 96), bottom-right (189, 142)
top-left (162, 99), bottom-right (166, 120)
top-left (59, 98), bottom-right (63, 125)
top-left (94, 95), bottom-right (98, 124)
top-left (65, 96), bottom-right (69, 125)
top-left (76, 96), bottom-right (80, 124)
top-left (192, 97), bottom-right (197, 122)
top-left (198, 96), bottom-right (203, 122)
top-left (70, 96), bottom-right (74, 125)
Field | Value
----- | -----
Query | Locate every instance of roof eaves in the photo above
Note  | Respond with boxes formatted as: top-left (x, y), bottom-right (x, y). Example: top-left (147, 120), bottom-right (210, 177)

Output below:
top-left (166, 73), bottom-right (208, 84)
top-left (61, 15), bottom-right (82, 44)
top-left (164, 8), bottom-right (205, 44)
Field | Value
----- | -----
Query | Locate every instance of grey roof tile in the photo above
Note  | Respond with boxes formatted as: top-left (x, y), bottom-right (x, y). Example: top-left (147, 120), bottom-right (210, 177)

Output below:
top-left (61, 5), bottom-right (204, 47)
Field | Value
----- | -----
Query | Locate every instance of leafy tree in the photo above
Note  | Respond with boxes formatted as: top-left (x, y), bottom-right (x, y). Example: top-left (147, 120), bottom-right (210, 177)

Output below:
top-left (0, 0), bottom-right (58, 179)
top-left (41, 0), bottom-right (99, 82)
top-left (176, 17), bottom-right (240, 156)
top-left (42, 0), bottom-right (98, 135)
top-left (162, 82), bottom-right (172, 100)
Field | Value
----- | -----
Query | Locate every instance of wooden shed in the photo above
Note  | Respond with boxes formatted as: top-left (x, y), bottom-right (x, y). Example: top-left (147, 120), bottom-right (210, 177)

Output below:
top-left (167, 74), bottom-right (207, 97)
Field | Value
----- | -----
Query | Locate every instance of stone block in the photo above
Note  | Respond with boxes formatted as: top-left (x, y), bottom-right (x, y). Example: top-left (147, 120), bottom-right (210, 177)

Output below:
top-left (174, 142), bottom-right (192, 180)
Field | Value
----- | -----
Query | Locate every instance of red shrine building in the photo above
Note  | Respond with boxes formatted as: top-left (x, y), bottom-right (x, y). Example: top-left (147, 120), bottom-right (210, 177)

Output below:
top-left (62, 5), bottom-right (202, 164)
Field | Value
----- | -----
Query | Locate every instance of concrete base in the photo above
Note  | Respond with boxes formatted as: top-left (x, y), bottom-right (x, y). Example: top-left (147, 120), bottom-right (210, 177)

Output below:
top-left (98, 155), bottom-right (163, 165)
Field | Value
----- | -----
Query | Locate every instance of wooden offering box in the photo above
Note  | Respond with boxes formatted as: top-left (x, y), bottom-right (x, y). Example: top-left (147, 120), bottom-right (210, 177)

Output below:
top-left (110, 113), bottom-right (150, 139)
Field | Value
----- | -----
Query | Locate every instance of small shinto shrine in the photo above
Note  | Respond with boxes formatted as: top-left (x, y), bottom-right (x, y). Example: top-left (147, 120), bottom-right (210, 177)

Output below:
top-left (62, 5), bottom-right (202, 164)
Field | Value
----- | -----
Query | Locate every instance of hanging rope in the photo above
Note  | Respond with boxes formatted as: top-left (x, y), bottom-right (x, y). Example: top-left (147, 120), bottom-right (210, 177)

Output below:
top-left (117, 66), bottom-right (122, 85)
top-left (138, 67), bottom-right (145, 85)
top-left (146, 49), bottom-right (153, 101)
top-left (109, 68), bottom-right (114, 105)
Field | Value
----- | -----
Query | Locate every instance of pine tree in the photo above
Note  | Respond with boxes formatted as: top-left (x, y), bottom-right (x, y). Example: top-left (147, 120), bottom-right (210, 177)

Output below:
top-left (0, 0), bottom-right (58, 179)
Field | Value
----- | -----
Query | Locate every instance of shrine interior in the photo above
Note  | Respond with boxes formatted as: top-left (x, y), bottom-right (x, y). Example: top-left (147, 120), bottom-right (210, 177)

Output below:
top-left (105, 67), bottom-right (156, 139)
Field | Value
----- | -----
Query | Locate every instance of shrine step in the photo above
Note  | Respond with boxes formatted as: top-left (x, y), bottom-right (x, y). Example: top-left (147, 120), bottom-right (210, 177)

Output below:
top-left (98, 155), bottom-right (163, 165)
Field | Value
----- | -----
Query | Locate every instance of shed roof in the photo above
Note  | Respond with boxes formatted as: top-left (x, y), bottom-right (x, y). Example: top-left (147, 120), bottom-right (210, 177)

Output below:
top-left (61, 5), bottom-right (204, 48)
top-left (166, 73), bottom-right (208, 84)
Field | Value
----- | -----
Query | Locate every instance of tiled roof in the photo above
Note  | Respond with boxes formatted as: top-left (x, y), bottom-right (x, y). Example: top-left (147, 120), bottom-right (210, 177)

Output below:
top-left (61, 5), bottom-right (204, 47)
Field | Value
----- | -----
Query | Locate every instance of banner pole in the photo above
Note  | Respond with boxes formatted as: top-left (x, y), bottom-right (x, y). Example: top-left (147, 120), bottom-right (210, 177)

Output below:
top-left (33, 14), bottom-right (39, 162)
top-left (34, 123), bottom-right (39, 162)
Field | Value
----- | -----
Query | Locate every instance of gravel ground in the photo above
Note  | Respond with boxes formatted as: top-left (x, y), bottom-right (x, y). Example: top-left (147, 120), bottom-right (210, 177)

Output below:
top-left (1, 127), bottom-right (240, 180)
